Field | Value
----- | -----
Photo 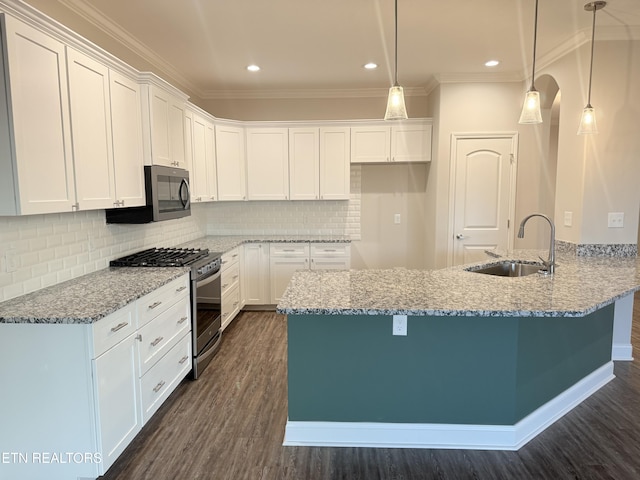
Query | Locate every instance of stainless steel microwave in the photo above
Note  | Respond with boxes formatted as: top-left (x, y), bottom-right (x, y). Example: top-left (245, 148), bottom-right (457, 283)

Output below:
top-left (106, 165), bottom-right (191, 223)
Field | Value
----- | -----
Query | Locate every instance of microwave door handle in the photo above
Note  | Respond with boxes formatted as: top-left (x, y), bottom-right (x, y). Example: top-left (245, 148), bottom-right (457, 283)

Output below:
top-left (179, 179), bottom-right (190, 209)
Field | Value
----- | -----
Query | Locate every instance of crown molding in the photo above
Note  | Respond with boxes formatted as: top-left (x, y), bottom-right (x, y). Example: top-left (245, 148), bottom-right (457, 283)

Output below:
top-left (434, 72), bottom-right (523, 84)
top-left (200, 86), bottom-right (431, 100)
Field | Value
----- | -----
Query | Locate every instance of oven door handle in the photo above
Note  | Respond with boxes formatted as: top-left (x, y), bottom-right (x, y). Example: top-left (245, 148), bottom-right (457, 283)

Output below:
top-left (196, 269), bottom-right (220, 287)
top-left (179, 178), bottom-right (191, 209)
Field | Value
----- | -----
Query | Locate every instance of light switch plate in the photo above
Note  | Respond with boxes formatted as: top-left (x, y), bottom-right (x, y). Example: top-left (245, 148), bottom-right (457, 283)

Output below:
top-left (564, 211), bottom-right (573, 227)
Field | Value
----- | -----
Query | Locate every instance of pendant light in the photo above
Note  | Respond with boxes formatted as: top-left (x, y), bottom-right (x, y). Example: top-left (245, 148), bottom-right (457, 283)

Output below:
top-left (384, 0), bottom-right (408, 120)
top-left (519, 0), bottom-right (543, 124)
top-left (578, 1), bottom-right (606, 135)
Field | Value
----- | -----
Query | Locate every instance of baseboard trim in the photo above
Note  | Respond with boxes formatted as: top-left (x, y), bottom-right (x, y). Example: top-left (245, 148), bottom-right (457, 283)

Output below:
top-left (612, 343), bottom-right (633, 361)
top-left (283, 362), bottom-right (614, 450)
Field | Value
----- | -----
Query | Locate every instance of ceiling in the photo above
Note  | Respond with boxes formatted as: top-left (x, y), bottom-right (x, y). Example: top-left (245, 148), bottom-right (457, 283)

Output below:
top-left (54, 0), bottom-right (640, 99)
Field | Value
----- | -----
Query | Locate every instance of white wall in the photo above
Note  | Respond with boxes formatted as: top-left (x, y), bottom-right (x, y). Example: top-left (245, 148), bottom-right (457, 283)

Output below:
top-left (426, 81), bottom-right (540, 268)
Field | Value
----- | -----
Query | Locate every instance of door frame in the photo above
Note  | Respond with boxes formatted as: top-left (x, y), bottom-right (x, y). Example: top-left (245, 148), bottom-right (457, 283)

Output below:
top-left (447, 132), bottom-right (519, 266)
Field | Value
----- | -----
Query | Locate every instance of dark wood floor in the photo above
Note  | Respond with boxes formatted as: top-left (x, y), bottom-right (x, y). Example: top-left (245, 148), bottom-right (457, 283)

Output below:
top-left (101, 292), bottom-right (640, 480)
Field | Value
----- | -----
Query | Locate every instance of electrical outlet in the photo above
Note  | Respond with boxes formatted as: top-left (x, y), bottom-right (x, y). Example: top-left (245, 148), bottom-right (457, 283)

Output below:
top-left (394, 213), bottom-right (401, 224)
top-left (608, 212), bottom-right (624, 228)
top-left (393, 315), bottom-right (407, 336)
top-left (564, 211), bottom-right (573, 227)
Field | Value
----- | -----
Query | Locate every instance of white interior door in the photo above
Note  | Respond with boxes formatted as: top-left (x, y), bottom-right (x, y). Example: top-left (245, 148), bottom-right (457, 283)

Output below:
top-left (450, 134), bottom-right (517, 265)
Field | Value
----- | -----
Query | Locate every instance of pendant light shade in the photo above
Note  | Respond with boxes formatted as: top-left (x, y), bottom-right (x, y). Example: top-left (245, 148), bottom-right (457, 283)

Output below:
top-left (384, 0), bottom-right (408, 120)
top-left (519, 0), bottom-right (543, 124)
top-left (578, 1), bottom-right (606, 135)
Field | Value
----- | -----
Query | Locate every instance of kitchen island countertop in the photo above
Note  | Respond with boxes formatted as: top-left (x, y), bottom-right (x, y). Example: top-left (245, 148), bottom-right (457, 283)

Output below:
top-left (277, 250), bottom-right (640, 317)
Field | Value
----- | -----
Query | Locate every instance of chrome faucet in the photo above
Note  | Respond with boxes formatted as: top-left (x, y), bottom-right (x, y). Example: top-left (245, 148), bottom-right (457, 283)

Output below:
top-left (517, 213), bottom-right (555, 274)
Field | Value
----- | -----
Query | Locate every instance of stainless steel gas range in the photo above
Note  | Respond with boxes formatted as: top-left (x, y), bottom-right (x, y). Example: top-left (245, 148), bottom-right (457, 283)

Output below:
top-left (110, 247), bottom-right (222, 379)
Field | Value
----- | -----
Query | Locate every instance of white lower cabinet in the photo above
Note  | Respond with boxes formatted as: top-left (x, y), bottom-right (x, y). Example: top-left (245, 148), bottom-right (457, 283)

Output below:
top-left (92, 324), bottom-right (142, 472)
top-left (0, 273), bottom-right (191, 480)
top-left (270, 243), bottom-right (310, 304)
top-left (221, 247), bottom-right (242, 329)
top-left (269, 243), bottom-right (351, 304)
top-left (243, 243), bottom-right (270, 305)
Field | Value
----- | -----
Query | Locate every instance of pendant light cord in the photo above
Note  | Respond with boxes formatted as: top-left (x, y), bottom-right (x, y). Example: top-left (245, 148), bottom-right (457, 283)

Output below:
top-left (530, 0), bottom-right (539, 90)
top-left (586, 5), bottom-right (597, 106)
top-left (393, 0), bottom-right (399, 87)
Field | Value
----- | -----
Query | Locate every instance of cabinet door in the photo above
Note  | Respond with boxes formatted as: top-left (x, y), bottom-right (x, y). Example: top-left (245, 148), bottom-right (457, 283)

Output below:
top-left (215, 124), bottom-right (246, 201)
top-left (350, 126), bottom-right (390, 163)
top-left (67, 48), bottom-right (115, 210)
top-left (320, 127), bottom-right (350, 200)
top-left (1, 15), bottom-right (75, 214)
top-left (149, 86), bottom-right (186, 168)
top-left (109, 71), bottom-right (145, 207)
top-left (243, 243), bottom-right (270, 305)
top-left (270, 256), bottom-right (309, 304)
top-left (205, 120), bottom-right (217, 201)
top-left (246, 128), bottom-right (289, 200)
top-left (184, 110), bottom-right (196, 201)
top-left (289, 127), bottom-right (319, 200)
top-left (93, 333), bottom-right (142, 474)
top-left (391, 124), bottom-right (432, 162)
top-left (191, 114), bottom-right (210, 202)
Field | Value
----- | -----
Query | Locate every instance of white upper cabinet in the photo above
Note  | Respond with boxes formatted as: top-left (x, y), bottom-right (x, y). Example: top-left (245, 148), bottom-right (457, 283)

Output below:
top-left (289, 127), bottom-right (319, 200)
top-left (390, 123), bottom-right (432, 163)
top-left (215, 123), bottom-right (246, 201)
top-left (319, 126), bottom-right (350, 200)
top-left (350, 125), bottom-right (391, 163)
top-left (0, 14), bottom-right (75, 215)
top-left (140, 75), bottom-right (188, 169)
top-left (351, 121), bottom-right (432, 163)
top-left (289, 126), bottom-right (350, 201)
top-left (190, 110), bottom-right (217, 202)
top-left (67, 48), bottom-right (119, 211)
top-left (109, 71), bottom-right (145, 208)
top-left (246, 127), bottom-right (289, 200)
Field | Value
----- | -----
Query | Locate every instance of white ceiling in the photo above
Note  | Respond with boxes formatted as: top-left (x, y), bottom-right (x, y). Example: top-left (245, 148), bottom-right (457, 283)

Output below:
top-left (56, 0), bottom-right (640, 99)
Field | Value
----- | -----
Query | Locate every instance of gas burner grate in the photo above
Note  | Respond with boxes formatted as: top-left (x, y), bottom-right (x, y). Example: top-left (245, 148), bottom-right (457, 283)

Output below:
top-left (110, 247), bottom-right (210, 267)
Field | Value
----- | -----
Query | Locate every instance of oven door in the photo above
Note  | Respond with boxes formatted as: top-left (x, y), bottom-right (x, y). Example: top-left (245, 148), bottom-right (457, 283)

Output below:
top-left (192, 266), bottom-right (222, 379)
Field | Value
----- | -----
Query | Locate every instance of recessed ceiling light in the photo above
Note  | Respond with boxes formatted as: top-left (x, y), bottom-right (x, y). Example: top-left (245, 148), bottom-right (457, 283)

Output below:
top-left (247, 64), bottom-right (260, 72)
top-left (364, 62), bottom-right (378, 70)
top-left (485, 60), bottom-right (500, 67)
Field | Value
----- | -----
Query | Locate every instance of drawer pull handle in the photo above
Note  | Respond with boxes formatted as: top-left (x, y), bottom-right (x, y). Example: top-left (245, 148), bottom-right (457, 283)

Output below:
top-left (232, 254), bottom-right (238, 258)
top-left (179, 356), bottom-right (189, 364)
top-left (152, 380), bottom-right (166, 393)
top-left (233, 275), bottom-right (238, 280)
top-left (150, 336), bottom-right (164, 347)
top-left (323, 249), bottom-right (337, 252)
top-left (110, 322), bottom-right (128, 333)
top-left (178, 316), bottom-right (188, 324)
top-left (233, 301), bottom-right (239, 307)
top-left (135, 334), bottom-right (142, 342)
top-left (223, 312), bottom-right (229, 318)
top-left (283, 249), bottom-right (296, 252)
top-left (148, 301), bottom-right (162, 310)
top-left (222, 283), bottom-right (229, 289)
top-left (176, 286), bottom-right (187, 293)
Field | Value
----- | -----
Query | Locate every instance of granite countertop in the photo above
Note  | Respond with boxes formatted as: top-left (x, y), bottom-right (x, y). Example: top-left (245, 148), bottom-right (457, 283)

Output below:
top-left (0, 235), bottom-right (349, 325)
top-left (277, 250), bottom-right (640, 317)
top-left (0, 267), bottom-right (189, 324)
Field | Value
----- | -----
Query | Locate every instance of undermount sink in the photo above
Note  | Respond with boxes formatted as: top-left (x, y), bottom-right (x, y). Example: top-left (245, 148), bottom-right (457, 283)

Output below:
top-left (466, 260), bottom-right (546, 277)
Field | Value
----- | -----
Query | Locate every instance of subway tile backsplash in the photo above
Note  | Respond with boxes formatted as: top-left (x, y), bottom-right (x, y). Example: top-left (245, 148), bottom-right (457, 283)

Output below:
top-left (0, 166), bottom-right (362, 303)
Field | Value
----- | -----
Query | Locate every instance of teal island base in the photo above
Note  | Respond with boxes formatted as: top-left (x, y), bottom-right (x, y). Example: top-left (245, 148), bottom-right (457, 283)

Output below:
top-left (285, 304), bottom-right (615, 450)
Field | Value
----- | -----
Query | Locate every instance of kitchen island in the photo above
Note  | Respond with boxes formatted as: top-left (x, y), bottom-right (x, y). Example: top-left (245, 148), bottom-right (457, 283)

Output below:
top-left (277, 250), bottom-right (640, 450)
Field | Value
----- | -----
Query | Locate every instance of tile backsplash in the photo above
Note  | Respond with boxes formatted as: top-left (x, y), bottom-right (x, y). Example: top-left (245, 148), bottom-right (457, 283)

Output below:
top-left (0, 166), bottom-right (362, 303)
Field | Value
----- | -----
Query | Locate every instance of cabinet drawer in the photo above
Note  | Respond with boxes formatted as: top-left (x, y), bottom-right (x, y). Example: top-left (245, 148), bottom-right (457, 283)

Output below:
top-left (221, 284), bottom-right (240, 331)
top-left (270, 243), bottom-right (310, 257)
top-left (91, 303), bottom-right (137, 358)
top-left (140, 332), bottom-right (191, 423)
top-left (221, 247), bottom-right (240, 270)
top-left (310, 243), bottom-right (350, 257)
top-left (137, 296), bottom-right (190, 375)
top-left (137, 274), bottom-right (189, 328)
top-left (221, 261), bottom-right (240, 296)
